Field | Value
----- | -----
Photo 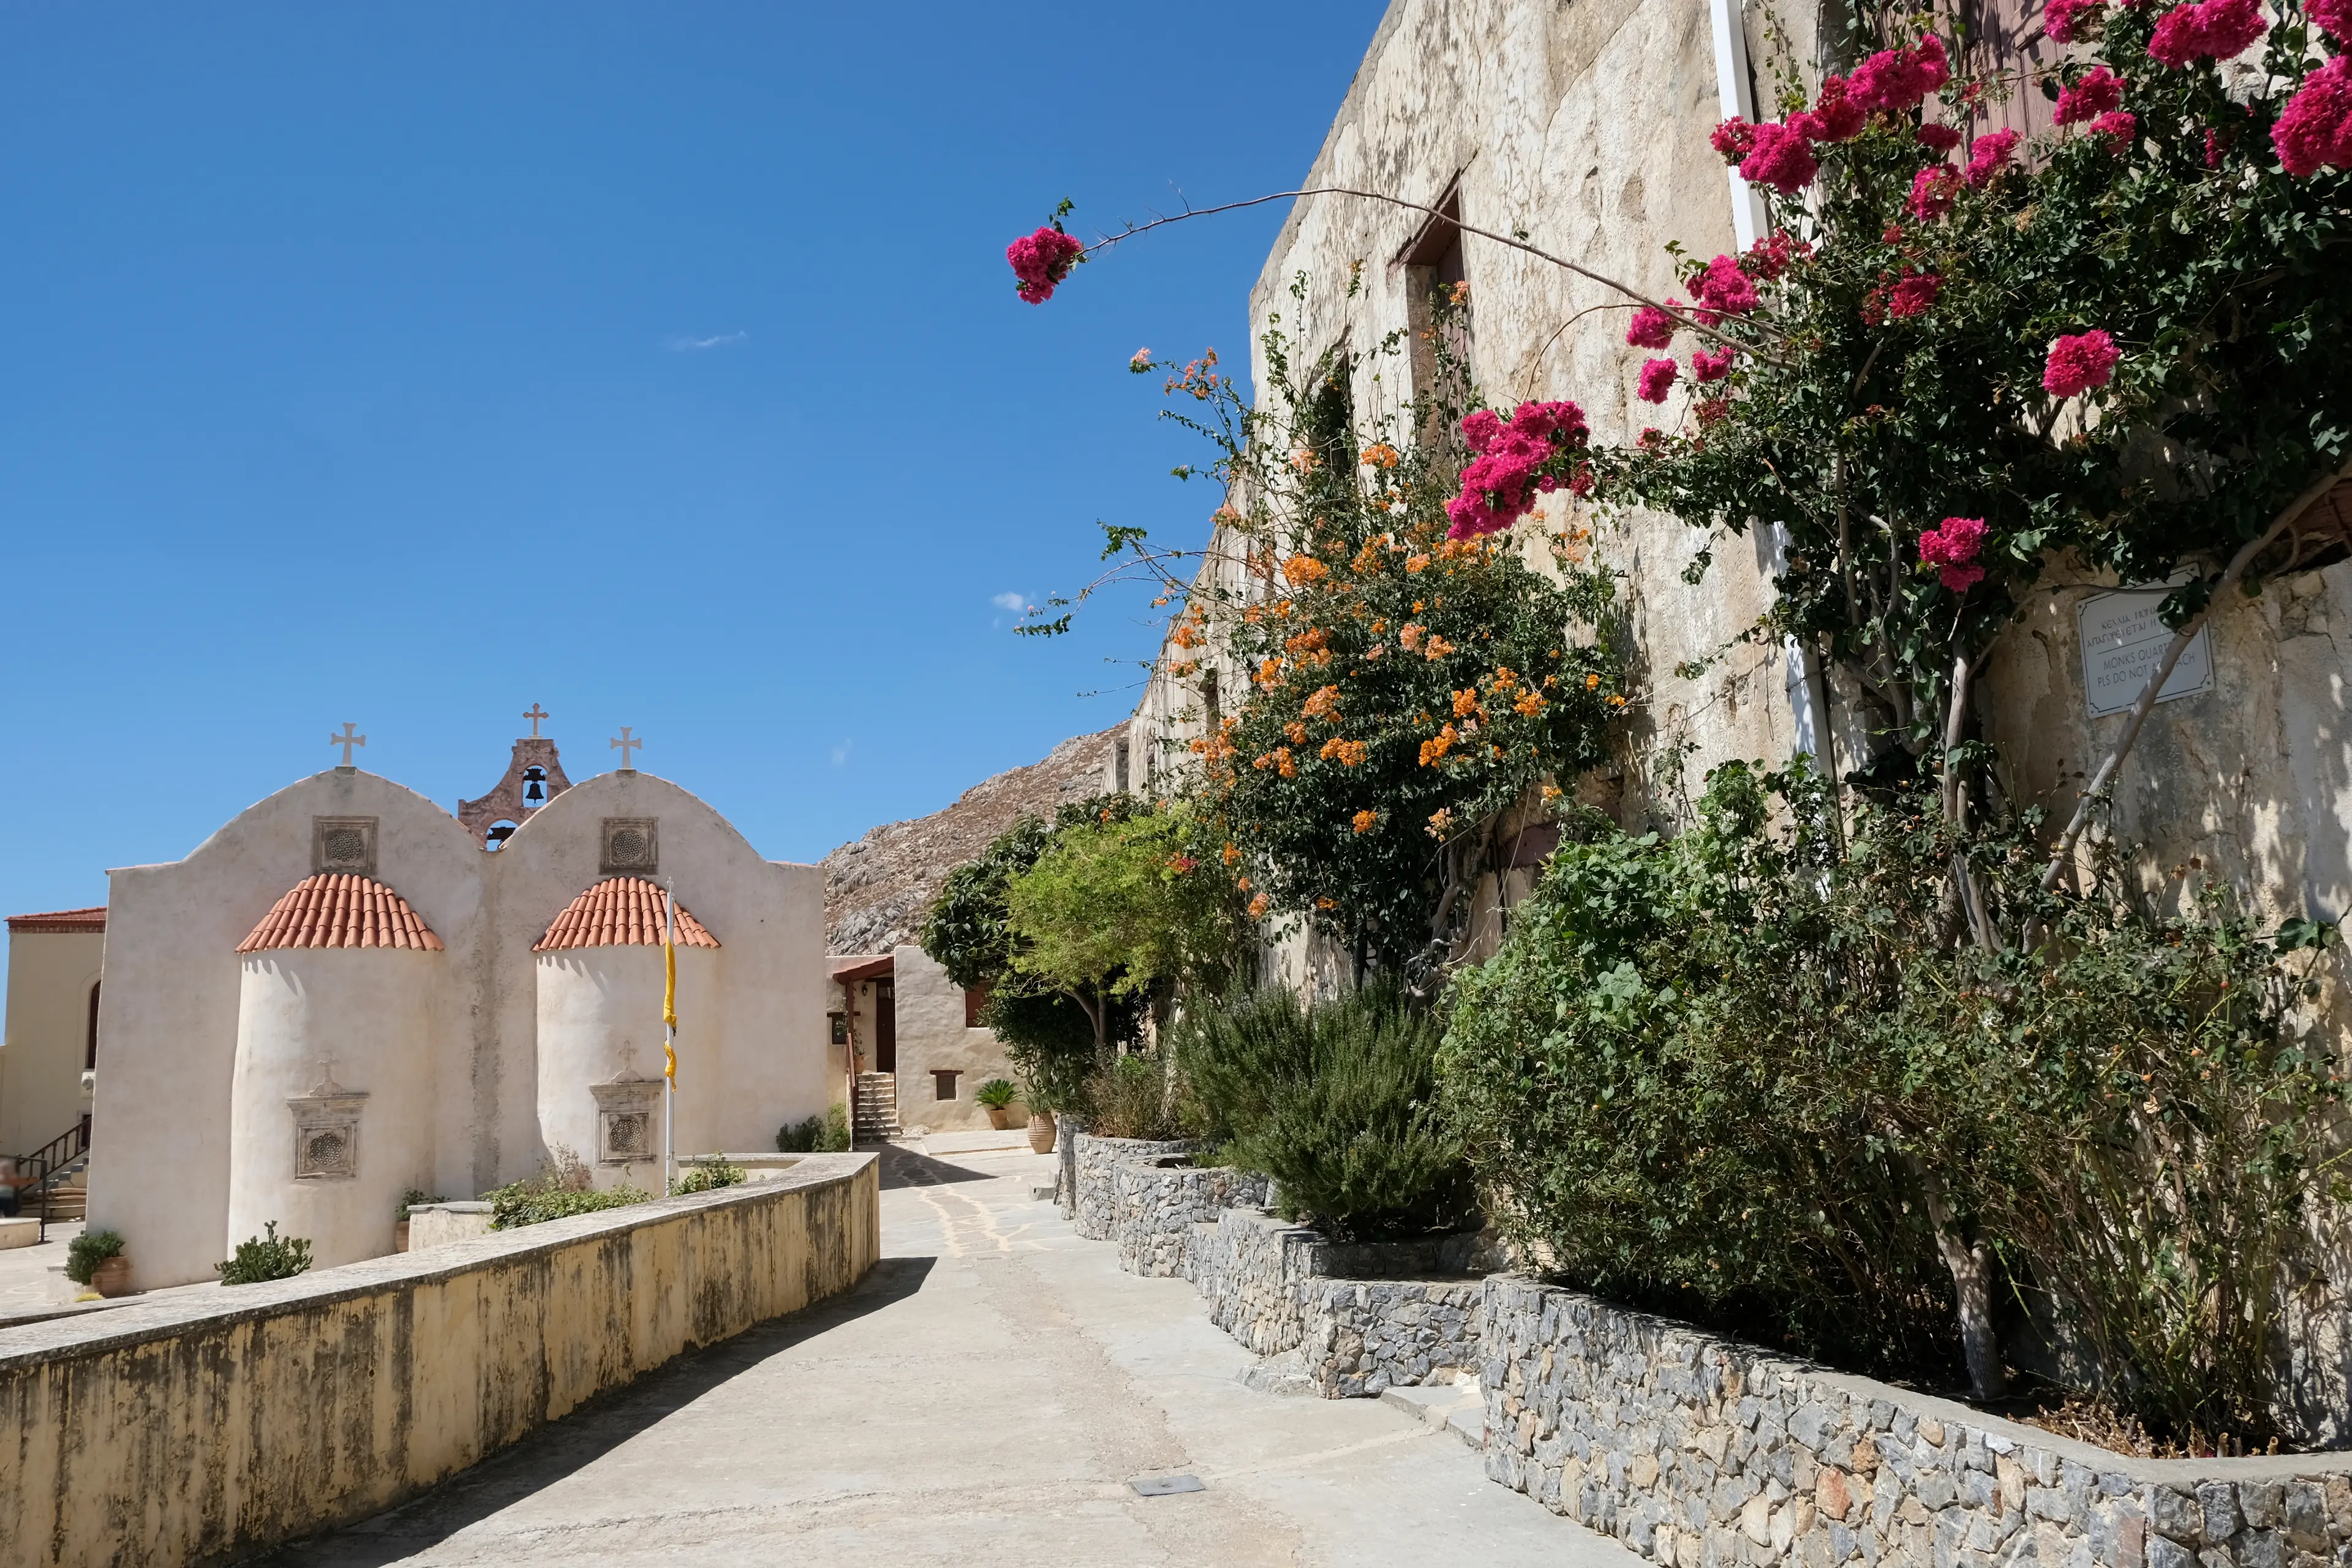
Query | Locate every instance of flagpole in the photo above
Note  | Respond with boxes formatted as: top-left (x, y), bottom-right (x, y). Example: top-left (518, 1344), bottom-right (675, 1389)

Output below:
top-left (663, 880), bottom-right (677, 1196)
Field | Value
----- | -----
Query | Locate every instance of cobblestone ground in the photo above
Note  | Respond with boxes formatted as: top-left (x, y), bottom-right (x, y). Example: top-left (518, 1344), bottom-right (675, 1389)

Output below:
top-left (263, 1139), bottom-right (1638, 1567)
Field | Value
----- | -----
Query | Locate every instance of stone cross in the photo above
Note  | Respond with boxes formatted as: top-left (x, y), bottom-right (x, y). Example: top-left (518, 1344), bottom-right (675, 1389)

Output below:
top-left (314, 1055), bottom-right (339, 1091)
top-left (611, 727), bottom-right (643, 771)
top-left (329, 723), bottom-right (367, 766)
top-left (523, 703), bottom-right (549, 737)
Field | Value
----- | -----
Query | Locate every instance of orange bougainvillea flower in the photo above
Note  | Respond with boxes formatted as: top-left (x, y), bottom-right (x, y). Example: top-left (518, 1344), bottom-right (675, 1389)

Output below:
top-left (1256, 658), bottom-right (1284, 687)
top-left (1405, 553), bottom-right (1431, 574)
top-left (1223, 842), bottom-right (1241, 865)
top-left (1452, 688), bottom-right (1481, 718)
top-left (1284, 720), bottom-right (1307, 745)
top-left (1398, 624), bottom-right (1425, 652)
top-left (1585, 673), bottom-right (1600, 689)
top-left (1359, 442), bottom-right (1400, 469)
top-left (1302, 684), bottom-right (1342, 722)
top-left (1321, 737), bottom-right (1368, 767)
top-left (1515, 691), bottom-right (1548, 716)
top-left (1607, 694), bottom-right (1627, 707)
top-left (1418, 724), bottom-right (1459, 766)
top-left (1423, 634), bottom-right (1456, 660)
top-left (1427, 807), bottom-right (1455, 837)
top-left (1352, 809), bottom-right (1378, 834)
top-left (1171, 620), bottom-right (1205, 649)
top-left (1237, 875), bottom-right (1251, 891)
top-left (1316, 896), bottom-right (1336, 910)
top-left (1281, 553), bottom-right (1328, 586)
top-left (1248, 892), bottom-right (1270, 919)
top-left (1278, 750), bottom-right (1298, 777)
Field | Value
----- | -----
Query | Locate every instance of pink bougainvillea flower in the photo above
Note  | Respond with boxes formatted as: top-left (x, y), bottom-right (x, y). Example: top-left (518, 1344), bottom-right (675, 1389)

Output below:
top-left (1711, 117), bottom-right (1758, 163)
top-left (1740, 122), bottom-right (1820, 192)
top-left (1964, 128), bottom-right (2021, 186)
top-left (2045, 0), bottom-right (2105, 41)
top-left (2311, 0), bottom-right (2352, 41)
top-left (2204, 126), bottom-right (2231, 166)
top-left (1849, 36), bottom-right (1952, 113)
top-left (1636, 357), bottom-right (1680, 403)
top-left (1918, 516), bottom-right (1989, 591)
top-left (2274, 56), bottom-right (2352, 176)
top-left (1626, 304), bottom-right (1678, 348)
top-left (1907, 164), bottom-right (1962, 219)
top-left (2089, 109), bottom-right (2139, 149)
top-left (1801, 75), bottom-right (1869, 141)
top-left (2043, 329), bottom-right (2122, 395)
top-left (1006, 227), bottom-right (1085, 304)
top-left (1691, 345), bottom-right (1736, 382)
top-left (1888, 271), bottom-right (1942, 319)
top-left (2147, 0), bottom-right (2264, 67)
top-left (2056, 66), bottom-right (2126, 125)
top-left (1691, 255), bottom-right (1761, 317)
top-left (1743, 230), bottom-right (1804, 280)
top-left (1129, 347), bottom-right (1153, 372)
top-left (1917, 122), bottom-right (1965, 153)
top-left (1446, 401), bottom-right (1591, 538)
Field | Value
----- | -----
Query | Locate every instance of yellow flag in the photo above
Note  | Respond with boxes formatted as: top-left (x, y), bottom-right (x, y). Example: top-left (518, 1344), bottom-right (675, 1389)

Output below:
top-left (663, 889), bottom-right (678, 1084)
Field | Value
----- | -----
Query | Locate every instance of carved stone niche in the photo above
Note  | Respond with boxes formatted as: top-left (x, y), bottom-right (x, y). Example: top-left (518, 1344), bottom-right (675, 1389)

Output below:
top-left (590, 1074), bottom-right (665, 1165)
top-left (288, 1074), bottom-right (369, 1180)
top-left (312, 817), bottom-right (379, 877)
top-left (600, 818), bottom-right (658, 876)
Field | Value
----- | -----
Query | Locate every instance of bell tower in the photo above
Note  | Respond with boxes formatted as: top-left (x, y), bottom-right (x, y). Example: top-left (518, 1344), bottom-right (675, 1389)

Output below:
top-left (457, 704), bottom-right (575, 849)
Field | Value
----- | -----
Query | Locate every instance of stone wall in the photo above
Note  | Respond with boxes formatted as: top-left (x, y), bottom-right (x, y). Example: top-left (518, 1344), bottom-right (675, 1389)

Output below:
top-left (1110, 1159), bottom-right (1269, 1278)
top-left (1068, 1132), bottom-right (1194, 1240)
top-left (0, 1153), bottom-right (879, 1567)
top-left (1479, 1275), bottom-right (2352, 1568)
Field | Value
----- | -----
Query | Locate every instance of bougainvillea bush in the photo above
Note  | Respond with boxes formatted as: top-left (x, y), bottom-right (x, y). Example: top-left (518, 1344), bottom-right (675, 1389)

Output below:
top-left (1446, 2), bottom-right (2351, 893)
top-left (1132, 301), bottom-right (1624, 975)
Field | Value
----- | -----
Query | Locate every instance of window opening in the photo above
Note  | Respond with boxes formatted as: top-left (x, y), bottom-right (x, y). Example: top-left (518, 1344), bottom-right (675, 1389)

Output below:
top-left (933, 1070), bottom-right (961, 1101)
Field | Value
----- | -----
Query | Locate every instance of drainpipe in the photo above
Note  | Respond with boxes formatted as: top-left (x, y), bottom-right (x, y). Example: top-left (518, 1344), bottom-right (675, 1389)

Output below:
top-left (1711, 0), bottom-right (1833, 771)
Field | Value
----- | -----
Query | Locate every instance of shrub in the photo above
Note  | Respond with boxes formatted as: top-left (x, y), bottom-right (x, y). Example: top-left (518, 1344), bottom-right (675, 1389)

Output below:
top-left (64, 1227), bottom-right (124, 1286)
top-left (217, 1221), bottom-right (313, 1286)
top-left (1440, 763), bottom-right (2346, 1448)
top-left (399, 1187), bottom-right (442, 1216)
top-left (1081, 1052), bottom-right (1187, 1141)
top-left (820, 1101), bottom-right (851, 1152)
top-left (974, 1077), bottom-right (1019, 1109)
top-left (671, 1156), bottom-right (745, 1196)
top-left (485, 1161), bottom-right (649, 1229)
top-left (777, 1116), bottom-right (823, 1153)
top-left (1180, 981), bottom-right (1472, 1241)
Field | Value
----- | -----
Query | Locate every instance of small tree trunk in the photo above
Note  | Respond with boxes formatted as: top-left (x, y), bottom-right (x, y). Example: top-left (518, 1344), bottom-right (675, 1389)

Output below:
top-left (1896, 1140), bottom-right (2007, 1402)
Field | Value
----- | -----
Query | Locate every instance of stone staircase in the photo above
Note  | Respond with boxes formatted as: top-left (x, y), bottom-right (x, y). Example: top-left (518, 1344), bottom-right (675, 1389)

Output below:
top-left (853, 1072), bottom-right (900, 1143)
top-left (29, 1169), bottom-right (87, 1223)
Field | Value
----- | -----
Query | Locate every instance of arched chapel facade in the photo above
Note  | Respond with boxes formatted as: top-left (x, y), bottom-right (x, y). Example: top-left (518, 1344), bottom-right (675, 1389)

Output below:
top-left (85, 741), bottom-right (828, 1286)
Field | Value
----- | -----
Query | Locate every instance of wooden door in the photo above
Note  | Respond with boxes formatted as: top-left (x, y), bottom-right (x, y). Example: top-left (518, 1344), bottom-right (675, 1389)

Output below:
top-left (875, 980), bottom-right (897, 1072)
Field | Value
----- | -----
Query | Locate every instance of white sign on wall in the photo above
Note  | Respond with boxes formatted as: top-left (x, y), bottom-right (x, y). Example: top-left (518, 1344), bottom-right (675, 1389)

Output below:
top-left (2076, 581), bottom-right (2216, 719)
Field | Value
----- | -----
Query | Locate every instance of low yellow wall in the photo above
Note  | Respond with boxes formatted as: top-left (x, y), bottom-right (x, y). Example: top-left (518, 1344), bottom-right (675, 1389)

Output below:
top-left (0, 1153), bottom-right (878, 1567)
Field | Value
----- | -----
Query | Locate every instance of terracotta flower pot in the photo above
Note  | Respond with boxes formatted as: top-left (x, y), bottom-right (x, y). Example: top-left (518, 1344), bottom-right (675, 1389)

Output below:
top-left (89, 1256), bottom-right (130, 1298)
top-left (1028, 1115), bottom-right (1057, 1155)
top-left (985, 1106), bottom-right (1012, 1131)
top-left (394, 1218), bottom-right (412, 1253)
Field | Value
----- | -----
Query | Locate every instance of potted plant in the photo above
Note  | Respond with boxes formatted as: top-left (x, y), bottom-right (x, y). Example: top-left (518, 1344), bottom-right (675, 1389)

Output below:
top-left (66, 1228), bottom-right (128, 1298)
top-left (1022, 1080), bottom-right (1057, 1154)
top-left (976, 1077), bottom-right (1020, 1131)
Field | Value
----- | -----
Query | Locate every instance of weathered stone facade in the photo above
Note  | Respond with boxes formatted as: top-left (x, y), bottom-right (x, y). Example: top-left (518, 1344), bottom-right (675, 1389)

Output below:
top-left (1480, 1276), bottom-right (2352, 1568)
top-left (1110, 1158), bottom-right (1270, 1278)
top-left (1066, 1131), bottom-right (1195, 1240)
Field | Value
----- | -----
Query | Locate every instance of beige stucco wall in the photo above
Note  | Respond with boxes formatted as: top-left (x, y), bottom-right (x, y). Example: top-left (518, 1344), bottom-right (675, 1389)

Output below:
top-left (0, 1153), bottom-right (877, 1567)
top-left (888, 944), bottom-right (1019, 1133)
top-left (0, 930), bottom-right (101, 1159)
top-left (89, 766), bottom-right (832, 1289)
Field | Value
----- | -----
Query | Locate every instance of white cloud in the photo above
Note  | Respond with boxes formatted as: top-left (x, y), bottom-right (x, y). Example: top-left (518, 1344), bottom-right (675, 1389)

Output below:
top-left (992, 591), bottom-right (1026, 612)
top-left (666, 331), bottom-right (748, 352)
top-left (830, 739), bottom-right (854, 768)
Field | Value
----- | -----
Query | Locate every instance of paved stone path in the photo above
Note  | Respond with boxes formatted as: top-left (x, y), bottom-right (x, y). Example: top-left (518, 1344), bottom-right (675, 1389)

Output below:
top-left (267, 1144), bottom-right (1639, 1566)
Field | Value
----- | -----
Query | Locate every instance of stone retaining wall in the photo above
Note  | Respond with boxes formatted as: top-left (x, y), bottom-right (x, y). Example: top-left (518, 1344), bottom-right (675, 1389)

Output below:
top-left (1110, 1161), bottom-right (1268, 1278)
top-left (1479, 1275), bottom-right (2352, 1568)
top-left (1068, 1133), bottom-right (1193, 1240)
top-left (0, 1153), bottom-right (880, 1567)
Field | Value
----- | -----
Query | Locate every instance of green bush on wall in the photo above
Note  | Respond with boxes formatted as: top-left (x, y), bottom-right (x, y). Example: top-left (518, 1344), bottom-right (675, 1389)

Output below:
top-left (217, 1221), bottom-right (313, 1286)
top-left (64, 1227), bottom-right (124, 1286)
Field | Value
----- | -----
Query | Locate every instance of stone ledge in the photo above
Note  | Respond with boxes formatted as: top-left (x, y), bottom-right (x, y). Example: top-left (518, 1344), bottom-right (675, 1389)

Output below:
top-left (1480, 1275), bottom-right (2352, 1568)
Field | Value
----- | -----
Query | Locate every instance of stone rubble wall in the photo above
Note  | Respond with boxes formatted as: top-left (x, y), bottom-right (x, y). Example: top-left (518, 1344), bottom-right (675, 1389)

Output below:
top-left (1068, 1133), bottom-right (1194, 1240)
top-left (1480, 1275), bottom-right (2352, 1568)
top-left (1111, 1161), bottom-right (1270, 1278)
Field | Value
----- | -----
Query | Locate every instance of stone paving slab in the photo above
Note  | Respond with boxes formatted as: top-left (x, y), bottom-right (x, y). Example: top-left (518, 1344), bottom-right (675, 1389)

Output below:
top-left (262, 1144), bottom-right (1638, 1566)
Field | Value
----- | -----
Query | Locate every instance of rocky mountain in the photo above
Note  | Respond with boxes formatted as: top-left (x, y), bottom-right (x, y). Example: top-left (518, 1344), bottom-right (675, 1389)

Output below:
top-left (821, 726), bottom-right (1121, 955)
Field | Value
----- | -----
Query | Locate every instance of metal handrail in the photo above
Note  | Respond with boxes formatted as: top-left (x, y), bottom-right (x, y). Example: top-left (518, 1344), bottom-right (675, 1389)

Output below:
top-left (12, 1115), bottom-right (91, 1243)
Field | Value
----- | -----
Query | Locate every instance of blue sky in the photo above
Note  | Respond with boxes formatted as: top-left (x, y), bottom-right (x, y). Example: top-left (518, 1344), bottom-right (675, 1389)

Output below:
top-left (0, 3), bottom-right (1374, 937)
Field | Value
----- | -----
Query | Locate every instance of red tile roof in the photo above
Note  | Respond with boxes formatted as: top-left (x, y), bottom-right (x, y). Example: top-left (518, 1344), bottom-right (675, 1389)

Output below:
top-left (829, 953), bottom-right (894, 982)
top-left (535, 876), bottom-right (718, 951)
top-left (237, 875), bottom-right (444, 954)
top-left (6, 907), bottom-right (106, 935)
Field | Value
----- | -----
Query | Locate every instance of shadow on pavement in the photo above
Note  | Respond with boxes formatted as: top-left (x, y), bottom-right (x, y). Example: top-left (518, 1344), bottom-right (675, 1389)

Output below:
top-left (257, 1254), bottom-right (939, 1566)
top-left (875, 1144), bottom-right (998, 1189)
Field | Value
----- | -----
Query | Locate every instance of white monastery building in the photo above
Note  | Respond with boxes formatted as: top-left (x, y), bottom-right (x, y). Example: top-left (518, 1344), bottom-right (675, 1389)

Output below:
top-left (85, 722), bottom-right (829, 1289)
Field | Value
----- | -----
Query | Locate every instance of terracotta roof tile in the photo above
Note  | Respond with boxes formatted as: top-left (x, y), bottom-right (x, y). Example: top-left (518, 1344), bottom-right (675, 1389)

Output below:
top-left (535, 876), bottom-right (718, 952)
top-left (7, 906), bottom-right (106, 935)
top-left (237, 875), bottom-right (444, 954)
